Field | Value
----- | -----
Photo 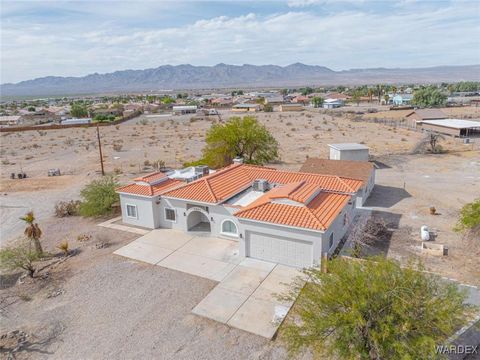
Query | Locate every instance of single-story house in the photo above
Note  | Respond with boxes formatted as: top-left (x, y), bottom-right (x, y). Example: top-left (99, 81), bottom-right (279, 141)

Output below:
top-left (323, 98), bottom-right (344, 109)
top-left (211, 98), bottom-right (233, 107)
top-left (232, 103), bottom-right (261, 112)
top-left (292, 96), bottom-right (310, 105)
top-left (300, 158), bottom-right (375, 206)
top-left (0, 115), bottom-right (22, 127)
top-left (405, 109), bottom-right (447, 128)
top-left (279, 103), bottom-right (304, 112)
top-left (264, 96), bottom-right (284, 105)
top-left (328, 143), bottom-right (369, 162)
top-left (420, 119), bottom-right (480, 137)
top-left (392, 94), bottom-right (413, 106)
top-left (61, 118), bottom-right (92, 125)
top-left (117, 162), bottom-right (363, 268)
top-left (172, 105), bottom-right (197, 115)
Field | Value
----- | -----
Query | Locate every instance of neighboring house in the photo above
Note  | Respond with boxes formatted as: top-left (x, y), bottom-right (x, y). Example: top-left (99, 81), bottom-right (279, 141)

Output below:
top-left (172, 105), bottom-right (197, 115)
top-left (264, 95), bottom-right (284, 105)
top-left (292, 96), bottom-right (310, 105)
top-left (405, 109), bottom-right (447, 128)
top-left (279, 103), bottom-right (304, 112)
top-left (392, 94), bottom-right (413, 106)
top-left (20, 109), bottom-right (60, 125)
top-left (323, 98), bottom-right (344, 109)
top-left (328, 143), bottom-right (369, 162)
top-left (0, 115), bottom-right (21, 127)
top-left (420, 119), bottom-right (480, 137)
top-left (61, 118), bottom-right (92, 125)
top-left (211, 98), bottom-right (233, 107)
top-left (232, 103), bottom-right (261, 112)
top-left (300, 158), bottom-right (375, 206)
top-left (117, 162), bottom-right (363, 268)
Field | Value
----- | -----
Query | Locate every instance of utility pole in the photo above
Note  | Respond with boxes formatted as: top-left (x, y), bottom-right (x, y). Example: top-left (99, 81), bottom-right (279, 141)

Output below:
top-left (96, 123), bottom-right (105, 176)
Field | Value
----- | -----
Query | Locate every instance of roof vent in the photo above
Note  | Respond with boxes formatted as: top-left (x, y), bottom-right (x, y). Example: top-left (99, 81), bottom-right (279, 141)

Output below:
top-left (233, 157), bottom-right (244, 164)
top-left (253, 179), bottom-right (269, 192)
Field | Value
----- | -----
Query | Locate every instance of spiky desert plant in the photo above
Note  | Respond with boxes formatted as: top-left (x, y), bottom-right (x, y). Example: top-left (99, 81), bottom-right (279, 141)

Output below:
top-left (20, 211), bottom-right (43, 255)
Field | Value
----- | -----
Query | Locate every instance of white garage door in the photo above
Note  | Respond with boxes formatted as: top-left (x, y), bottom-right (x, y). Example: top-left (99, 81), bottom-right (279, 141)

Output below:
top-left (247, 232), bottom-right (313, 268)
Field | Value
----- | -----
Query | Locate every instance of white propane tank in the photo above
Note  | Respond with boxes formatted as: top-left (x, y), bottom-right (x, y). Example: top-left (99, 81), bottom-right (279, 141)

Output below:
top-left (421, 225), bottom-right (430, 241)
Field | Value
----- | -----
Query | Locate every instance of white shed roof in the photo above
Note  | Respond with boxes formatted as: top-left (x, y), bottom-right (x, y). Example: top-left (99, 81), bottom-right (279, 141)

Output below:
top-left (328, 143), bottom-right (369, 151)
top-left (421, 119), bottom-right (480, 129)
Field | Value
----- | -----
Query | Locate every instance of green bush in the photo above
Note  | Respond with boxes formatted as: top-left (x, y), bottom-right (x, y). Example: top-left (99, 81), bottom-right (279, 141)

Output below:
top-left (79, 176), bottom-right (119, 217)
top-left (282, 257), bottom-right (470, 359)
top-left (454, 198), bottom-right (480, 234)
top-left (93, 114), bottom-right (116, 122)
top-left (0, 242), bottom-right (41, 278)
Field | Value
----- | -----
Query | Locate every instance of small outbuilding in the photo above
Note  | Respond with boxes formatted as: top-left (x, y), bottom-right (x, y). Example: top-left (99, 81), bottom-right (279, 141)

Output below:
top-left (232, 103), bottom-right (260, 112)
top-left (405, 109), bottom-right (447, 128)
top-left (172, 105), bottom-right (197, 115)
top-left (420, 119), bottom-right (480, 138)
top-left (328, 143), bottom-right (369, 162)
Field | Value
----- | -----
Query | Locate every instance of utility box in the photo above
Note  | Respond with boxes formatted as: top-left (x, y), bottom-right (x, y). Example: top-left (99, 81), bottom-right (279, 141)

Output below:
top-left (328, 143), bottom-right (369, 162)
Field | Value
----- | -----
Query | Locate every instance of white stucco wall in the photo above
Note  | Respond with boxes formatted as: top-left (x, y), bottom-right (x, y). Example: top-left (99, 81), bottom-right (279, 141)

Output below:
top-left (321, 198), bottom-right (356, 256)
top-left (356, 168), bottom-right (376, 206)
top-left (329, 148), bottom-right (369, 162)
top-left (119, 194), bottom-right (157, 229)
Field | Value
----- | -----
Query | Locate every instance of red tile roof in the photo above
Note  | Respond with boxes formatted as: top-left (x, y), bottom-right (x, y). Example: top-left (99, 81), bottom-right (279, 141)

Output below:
top-left (133, 172), bottom-right (167, 184)
top-left (234, 183), bottom-right (351, 231)
top-left (117, 178), bottom-right (183, 197)
top-left (163, 164), bottom-right (362, 204)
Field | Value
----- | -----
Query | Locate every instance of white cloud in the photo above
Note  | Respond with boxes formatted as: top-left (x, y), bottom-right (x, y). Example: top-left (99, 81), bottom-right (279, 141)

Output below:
top-left (1, 1), bottom-right (479, 83)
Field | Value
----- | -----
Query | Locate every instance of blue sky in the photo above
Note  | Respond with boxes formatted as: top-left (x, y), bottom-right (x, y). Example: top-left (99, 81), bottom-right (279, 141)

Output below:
top-left (1, 0), bottom-right (479, 84)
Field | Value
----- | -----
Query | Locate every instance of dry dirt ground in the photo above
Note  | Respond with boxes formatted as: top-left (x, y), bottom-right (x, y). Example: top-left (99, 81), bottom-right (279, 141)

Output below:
top-left (0, 106), bottom-right (479, 358)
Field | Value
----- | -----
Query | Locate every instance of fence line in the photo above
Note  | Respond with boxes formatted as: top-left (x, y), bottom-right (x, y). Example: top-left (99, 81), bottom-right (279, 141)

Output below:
top-left (0, 111), bottom-right (142, 133)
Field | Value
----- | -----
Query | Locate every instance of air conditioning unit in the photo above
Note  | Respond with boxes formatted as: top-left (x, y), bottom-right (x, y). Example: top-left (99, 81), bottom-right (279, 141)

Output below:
top-left (194, 165), bottom-right (209, 176)
top-left (253, 179), bottom-right (269, 192)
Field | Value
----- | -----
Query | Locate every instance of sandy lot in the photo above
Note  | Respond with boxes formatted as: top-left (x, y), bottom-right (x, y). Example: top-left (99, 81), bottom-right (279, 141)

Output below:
top-left (0, 217), bottom-right (293, 360)
top-left (1, 106), bottom-right (479, 358)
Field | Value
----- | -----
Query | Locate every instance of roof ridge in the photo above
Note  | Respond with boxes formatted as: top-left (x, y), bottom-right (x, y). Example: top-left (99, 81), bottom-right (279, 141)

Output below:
top-left (305, 208), bottom-right (326, 230)
top-left (334, 176), bottom-right (356, 193)
top-left (203, 177), bottom-right (218, 203)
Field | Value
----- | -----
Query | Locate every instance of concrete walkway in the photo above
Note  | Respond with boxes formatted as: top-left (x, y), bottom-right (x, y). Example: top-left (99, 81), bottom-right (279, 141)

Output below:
top-left (114, 229), bottom-right (303, 338)
top-left (98, 217), bottom-right (150, 235)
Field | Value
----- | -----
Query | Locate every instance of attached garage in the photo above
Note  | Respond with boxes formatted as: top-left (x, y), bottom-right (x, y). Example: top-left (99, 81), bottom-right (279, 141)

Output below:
top-left (246, 231), bottom-right (313, 268)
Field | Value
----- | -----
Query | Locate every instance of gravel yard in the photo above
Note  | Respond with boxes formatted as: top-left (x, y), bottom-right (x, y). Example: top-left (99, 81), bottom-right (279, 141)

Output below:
top-left (0, 218), bottom-right (296, 360)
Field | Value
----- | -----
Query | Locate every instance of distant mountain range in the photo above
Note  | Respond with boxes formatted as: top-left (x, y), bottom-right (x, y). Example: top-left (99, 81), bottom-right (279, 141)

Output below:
top-left (1, 63), bottom-right (479, 97)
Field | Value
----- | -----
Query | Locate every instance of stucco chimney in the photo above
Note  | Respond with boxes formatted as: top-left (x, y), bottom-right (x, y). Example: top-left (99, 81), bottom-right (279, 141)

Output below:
top-left (233, 157), bottom-right (244, 164)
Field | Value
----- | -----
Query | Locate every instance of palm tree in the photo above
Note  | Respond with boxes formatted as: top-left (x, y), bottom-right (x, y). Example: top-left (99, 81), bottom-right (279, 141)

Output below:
top-left (367, 88), bottom-right (374, 103)
top-left (20, 211), bottom-right (43, 255)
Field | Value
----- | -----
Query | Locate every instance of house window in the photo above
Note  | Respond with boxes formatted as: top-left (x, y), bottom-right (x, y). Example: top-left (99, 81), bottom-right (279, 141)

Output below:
top-left (329, 233), bottom-right (334, 249)
top-left (221, 219), bottom-right (238, 237)
top-left (126, 204), bottom-right (137, 218)
top-left (165, 208), bottom-right (176, 222)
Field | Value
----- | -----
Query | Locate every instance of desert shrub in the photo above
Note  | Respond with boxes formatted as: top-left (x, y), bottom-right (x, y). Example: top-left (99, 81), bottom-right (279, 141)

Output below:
top-left (282, 257), bottom-right (470, 359)
top-left (112, 142), bottom-right (123, 152)
top-left (0, 241), bottom-right (40, 278)
top-left (54, 200), bottom-right (81, 217)
top-left (78, 176), bottom-right (119, 217)
top-left (454, 198), bottom-right (480, 237)
top-left (77, 233), bottom-right (92, 242)
top-left (57, 240), bottom-right (69, 256)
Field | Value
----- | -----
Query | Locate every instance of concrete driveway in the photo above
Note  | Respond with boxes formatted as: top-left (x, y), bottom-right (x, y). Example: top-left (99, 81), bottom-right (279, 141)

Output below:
top-left (114, 229), bottom-right (303, 338)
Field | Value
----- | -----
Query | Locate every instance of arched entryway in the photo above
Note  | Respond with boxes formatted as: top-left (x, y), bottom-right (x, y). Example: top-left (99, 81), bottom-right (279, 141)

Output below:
top-left (186, 208), bottom-right (211, 232)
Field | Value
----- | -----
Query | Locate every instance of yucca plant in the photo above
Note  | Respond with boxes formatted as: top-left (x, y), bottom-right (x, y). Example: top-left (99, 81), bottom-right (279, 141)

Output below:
top-left (20, 211), bottom-right (43, 255)
top-left (57, 240), bottom-right (69, 256)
